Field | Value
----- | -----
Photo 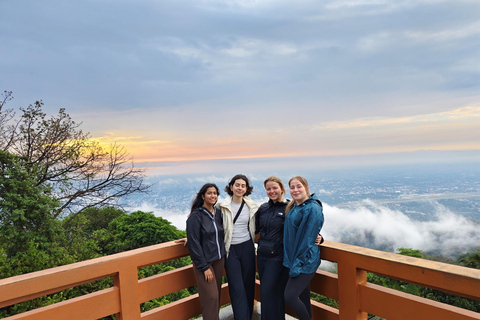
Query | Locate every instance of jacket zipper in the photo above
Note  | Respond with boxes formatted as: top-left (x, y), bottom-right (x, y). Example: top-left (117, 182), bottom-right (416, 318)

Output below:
top-left (203, 207), bottom-right (222, 260)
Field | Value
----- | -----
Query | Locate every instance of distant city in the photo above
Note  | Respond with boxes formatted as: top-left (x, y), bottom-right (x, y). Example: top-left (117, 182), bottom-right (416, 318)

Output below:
top-left (124, 161), bottom-right (480, 258)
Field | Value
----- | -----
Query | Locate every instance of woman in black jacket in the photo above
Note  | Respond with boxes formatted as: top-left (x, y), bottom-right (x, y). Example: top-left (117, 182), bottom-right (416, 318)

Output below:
top-left (256, 176), bottom-right (290, 320)
top-left (186, 183), bottom-right (226, 320)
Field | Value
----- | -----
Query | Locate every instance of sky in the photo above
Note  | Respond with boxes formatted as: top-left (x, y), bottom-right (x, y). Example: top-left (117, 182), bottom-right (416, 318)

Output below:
top-left (2, 0), bottom-right (480, 175)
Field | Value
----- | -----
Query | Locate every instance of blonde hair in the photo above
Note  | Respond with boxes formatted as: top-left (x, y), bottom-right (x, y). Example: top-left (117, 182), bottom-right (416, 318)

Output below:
top-left (263, 176), bottom-right (286, 201)
top-left (285, 176), bottom-right (310, 214)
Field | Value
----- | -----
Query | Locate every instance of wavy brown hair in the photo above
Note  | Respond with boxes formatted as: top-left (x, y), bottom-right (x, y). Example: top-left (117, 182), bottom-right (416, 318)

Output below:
top-left (224, 174), bottom-right (254, 196)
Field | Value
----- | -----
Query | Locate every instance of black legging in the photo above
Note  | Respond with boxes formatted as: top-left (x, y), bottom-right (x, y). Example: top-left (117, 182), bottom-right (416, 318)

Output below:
top-left (284, 272), bottom-right (315, 320)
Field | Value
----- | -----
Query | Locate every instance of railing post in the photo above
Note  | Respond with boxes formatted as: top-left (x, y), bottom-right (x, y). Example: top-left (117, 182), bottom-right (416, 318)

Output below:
top-left (113, 266), bottom-right (141, 320)
top-left (337, 260), bottom-right (368, 320)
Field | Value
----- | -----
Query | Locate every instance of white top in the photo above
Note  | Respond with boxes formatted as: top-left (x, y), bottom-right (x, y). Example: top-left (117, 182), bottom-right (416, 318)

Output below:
top-left (230, 201), bottom-right (251, 245)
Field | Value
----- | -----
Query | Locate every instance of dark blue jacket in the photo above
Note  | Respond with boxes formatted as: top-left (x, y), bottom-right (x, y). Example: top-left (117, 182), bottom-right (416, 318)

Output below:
top-left (186, 207), bottom-right (226, 272)
top-left (283, 194), bottom-right (324, 277)
top-left (255, 199), bottom-right (289, 260)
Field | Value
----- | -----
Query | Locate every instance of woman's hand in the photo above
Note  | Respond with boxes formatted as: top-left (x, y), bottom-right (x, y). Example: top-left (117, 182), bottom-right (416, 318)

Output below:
top-left (175, 238), bottom-right (188, 246)
top-left (204, 268), bottom-right (213, 282)
top-left (315, 234), bottom-right (324, 246)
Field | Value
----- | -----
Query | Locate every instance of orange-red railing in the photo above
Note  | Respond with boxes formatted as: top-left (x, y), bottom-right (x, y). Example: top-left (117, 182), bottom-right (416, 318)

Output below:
top-left (0, 241), bottom-right (479, 320)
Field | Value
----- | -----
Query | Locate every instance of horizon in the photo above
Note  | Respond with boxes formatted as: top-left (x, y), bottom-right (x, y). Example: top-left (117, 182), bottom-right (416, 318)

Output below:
top-left (138, 149), bottom-right (480, 176)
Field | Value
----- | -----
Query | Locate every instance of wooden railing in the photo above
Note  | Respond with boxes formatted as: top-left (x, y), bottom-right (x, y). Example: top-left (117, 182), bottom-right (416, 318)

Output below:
top-left (0, 241), bottom-right (479, 320)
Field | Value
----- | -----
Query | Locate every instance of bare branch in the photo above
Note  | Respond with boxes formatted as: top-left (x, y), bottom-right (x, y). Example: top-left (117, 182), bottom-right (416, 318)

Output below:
top-left (1, 95), bottom-right (149, 219)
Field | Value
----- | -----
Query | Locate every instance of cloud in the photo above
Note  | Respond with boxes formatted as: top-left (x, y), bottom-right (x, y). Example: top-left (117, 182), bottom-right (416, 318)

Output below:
top-left (125, 192), bottom-right (479, 258)
top-left (322, 201), bottom-right (480, 256)
top-left (317, 105), bottom-right (480, 130)
top-left (3, 0), bottom-right (480, 166)
top-left (405, 21), bottom-right (480, 42)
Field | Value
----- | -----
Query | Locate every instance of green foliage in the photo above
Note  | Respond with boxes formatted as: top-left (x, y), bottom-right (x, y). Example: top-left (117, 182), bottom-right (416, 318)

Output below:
top-left (61, 207), bottom-right (127, 260)
top-left (397, 248), bottom-right (423, 258)
top-left (0, 208), bottom-right (190, 317)
top-left (104, 210), bottom-right (186, 254)
top-left (365, 248), bottom-right (480, 313)
top-left (457, 248), bottom-right (480, 269)
top-left (310, 292), bottom-right (339, 309)
top-left (0, 150), bottom-right (60, 255)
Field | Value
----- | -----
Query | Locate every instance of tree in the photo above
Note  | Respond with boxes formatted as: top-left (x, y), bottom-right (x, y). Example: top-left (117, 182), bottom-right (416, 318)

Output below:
top-left (0, 150), bottom-right (59, 256)
top-left (0, 149), bottom-right (81, 285)
top-left (0, 95), bottom-right (149, 219)
top-left (397, 248), bottom-right (424, 259)
top-left (457, 249), bottom-right (480, 269)
top-left (105, 210), bottom-right (185, 254)
top-left (0, 91), bottom-right (16, 150)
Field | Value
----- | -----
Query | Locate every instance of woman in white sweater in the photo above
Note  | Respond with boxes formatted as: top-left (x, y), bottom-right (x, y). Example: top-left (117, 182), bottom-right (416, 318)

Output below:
top-left (217, 174), bottom-right (259, 320)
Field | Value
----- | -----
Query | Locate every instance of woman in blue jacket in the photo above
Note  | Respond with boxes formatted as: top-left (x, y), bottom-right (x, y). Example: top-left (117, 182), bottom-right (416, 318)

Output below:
top-left (283, 176), bottom-right (324, 320)
top-left (186, 183), bottom-right (226, 320)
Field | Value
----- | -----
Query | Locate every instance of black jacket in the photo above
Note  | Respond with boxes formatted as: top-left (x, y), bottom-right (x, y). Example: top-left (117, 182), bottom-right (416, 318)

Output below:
top-left (186, 207), bottom-right (226, 272)
top-left (255, 199), bottom-right (288, 260)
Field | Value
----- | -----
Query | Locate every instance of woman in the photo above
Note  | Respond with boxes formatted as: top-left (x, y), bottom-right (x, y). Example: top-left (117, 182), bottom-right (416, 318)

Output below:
top-left (256, 176), bottom-right (324, 320)
top-left (186, 183), bottom-right (226, 320)
top-left (283, 176), bottom-right (324, 320)
top-left (217, 174), bottom-right (259, 320)
top-left (255, 176), bottom-right (290, 320)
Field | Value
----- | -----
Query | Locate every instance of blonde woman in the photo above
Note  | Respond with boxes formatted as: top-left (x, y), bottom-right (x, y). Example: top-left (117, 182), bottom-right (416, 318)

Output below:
top-left (283, 176), bottom-right (324, 320)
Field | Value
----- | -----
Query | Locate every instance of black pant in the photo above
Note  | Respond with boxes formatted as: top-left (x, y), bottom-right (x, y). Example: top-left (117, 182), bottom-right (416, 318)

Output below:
top-left (284, 272), bottom-right (315, 320)
top-left (257, 255), bottom-right (289, 320)
top-left (225, 240), bottom-right (256, 320)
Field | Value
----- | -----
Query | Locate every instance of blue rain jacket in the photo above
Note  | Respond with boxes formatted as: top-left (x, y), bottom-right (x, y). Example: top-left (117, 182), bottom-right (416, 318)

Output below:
top-left (283, 194), bottom-right (324, 277)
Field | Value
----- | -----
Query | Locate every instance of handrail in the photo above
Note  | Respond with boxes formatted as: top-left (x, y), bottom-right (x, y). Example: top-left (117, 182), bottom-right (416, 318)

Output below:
top-left (0, 241), bottom-right (479, 319)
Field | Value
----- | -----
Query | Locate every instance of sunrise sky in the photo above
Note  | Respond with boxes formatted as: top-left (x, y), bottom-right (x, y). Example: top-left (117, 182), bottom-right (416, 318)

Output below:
top-left (2, 0), bottom-right (479, 175)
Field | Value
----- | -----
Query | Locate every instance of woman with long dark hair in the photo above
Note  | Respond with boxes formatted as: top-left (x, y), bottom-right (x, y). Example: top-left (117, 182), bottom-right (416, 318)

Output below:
top-left (217, 174), bottom-right (259, 320)
top-left (283, 176), bottom-right (324, 320)
top-left (186, 183), bottom-right (226, 320)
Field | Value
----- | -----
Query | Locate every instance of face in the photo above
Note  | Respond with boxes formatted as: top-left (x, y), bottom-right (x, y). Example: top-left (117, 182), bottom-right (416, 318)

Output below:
top-left (230, 179), bottom-right (247, 198)
top-left (265, 181), bottom-right (283, 202)
top-left (202, 187), bottom-right (218, 206)
top-left (289, 179), bottom-right (309, 205)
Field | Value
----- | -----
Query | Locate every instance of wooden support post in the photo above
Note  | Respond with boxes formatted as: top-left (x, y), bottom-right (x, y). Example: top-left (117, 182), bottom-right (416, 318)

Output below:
top-left (337, 260), bottom-right (368, 320)
top-left (113, 266), bottom-right (141, 320)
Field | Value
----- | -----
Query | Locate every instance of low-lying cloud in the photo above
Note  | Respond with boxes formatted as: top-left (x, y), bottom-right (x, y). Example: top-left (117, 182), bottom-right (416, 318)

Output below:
top-left (322, 200), bottom-right (479, 256)
top-left (128, 198), bottom-right (479, 258)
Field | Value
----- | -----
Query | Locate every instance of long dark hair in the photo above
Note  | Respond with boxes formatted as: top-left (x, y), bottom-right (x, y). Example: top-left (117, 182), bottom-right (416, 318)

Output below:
top-left (190, 183), bottom-right (220, 215)
top-left (224, 174), bottom-right (254, 197)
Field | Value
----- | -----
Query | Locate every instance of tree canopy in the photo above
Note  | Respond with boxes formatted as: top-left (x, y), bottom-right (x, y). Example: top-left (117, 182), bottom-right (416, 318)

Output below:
top-left (0, 93), bottom-right (149, 218)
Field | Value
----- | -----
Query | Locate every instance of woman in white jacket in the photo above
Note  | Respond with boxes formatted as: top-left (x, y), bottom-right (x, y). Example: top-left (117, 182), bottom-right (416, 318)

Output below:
top-left (217, 174), bottom-right (259, 320)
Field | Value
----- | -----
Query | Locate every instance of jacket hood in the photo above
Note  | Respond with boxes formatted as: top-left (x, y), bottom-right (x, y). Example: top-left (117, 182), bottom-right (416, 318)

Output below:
top-left (302, 193), bottom-right (322, 207)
